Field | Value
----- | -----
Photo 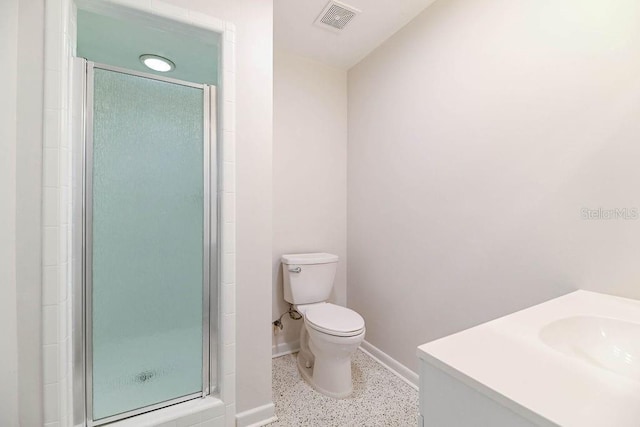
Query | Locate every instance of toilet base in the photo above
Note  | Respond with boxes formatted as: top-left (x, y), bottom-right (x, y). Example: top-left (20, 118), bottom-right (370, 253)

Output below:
top-left (297, 352), bottom-right (354, 399)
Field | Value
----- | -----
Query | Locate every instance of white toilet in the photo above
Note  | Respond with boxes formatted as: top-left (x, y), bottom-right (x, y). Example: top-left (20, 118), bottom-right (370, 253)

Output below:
top-left (281, 253), bottom-right (366, 398)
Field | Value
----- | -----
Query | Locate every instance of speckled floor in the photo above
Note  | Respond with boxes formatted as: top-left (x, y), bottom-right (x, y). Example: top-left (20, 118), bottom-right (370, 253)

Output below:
top-left (268, 349), bottom-right (418, 427)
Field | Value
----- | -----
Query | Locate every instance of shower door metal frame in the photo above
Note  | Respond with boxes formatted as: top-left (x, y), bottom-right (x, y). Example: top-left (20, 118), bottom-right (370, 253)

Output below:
top-left (79, 60), bottom-right (219, 427)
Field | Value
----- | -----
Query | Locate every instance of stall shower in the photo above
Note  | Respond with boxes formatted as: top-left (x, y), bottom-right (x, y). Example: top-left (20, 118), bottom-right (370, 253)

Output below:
top-left (72, 6), bottom-right (221, 425)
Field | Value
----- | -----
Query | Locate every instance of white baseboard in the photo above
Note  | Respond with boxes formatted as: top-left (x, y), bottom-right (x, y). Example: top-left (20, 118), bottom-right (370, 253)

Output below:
top-left (272, 339), bottom-right (300, 358)
top-left (235, 402), bottom-right (277, 427)
top-left (271, 339), bottom-right (418, 391)
top-left (360, 340), bottom-right (419, 390)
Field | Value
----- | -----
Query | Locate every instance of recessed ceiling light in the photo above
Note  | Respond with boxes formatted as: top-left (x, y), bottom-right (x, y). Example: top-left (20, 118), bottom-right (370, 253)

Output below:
top-left (139, 54), bottom-right (175, 72)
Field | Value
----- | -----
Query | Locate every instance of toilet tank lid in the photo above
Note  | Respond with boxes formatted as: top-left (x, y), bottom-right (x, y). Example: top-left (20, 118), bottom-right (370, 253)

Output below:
top-left (281, 253), bottom-right (339, 265)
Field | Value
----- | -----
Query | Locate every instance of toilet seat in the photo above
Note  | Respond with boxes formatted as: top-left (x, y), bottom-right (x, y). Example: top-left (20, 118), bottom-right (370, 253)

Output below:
top-left (305, 303), bottom-right (365, 337)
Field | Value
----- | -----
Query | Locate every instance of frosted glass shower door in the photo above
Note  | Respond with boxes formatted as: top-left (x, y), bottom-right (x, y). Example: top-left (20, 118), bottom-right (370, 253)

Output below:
top-left (87, 64), bottom-right (214, 424)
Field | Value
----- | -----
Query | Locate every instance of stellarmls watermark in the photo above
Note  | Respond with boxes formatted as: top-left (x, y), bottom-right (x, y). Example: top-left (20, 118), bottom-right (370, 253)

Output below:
top-left (581, 207), bottom-right (639, 220)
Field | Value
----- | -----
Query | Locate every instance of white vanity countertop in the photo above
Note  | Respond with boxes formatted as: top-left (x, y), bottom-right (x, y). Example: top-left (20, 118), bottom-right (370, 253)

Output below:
top-left (417, 290), bottom-right (640, 427)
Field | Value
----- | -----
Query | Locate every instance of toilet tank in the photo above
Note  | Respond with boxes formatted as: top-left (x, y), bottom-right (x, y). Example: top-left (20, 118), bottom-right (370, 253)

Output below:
top-left (281, 253), bottom-right (339, 304)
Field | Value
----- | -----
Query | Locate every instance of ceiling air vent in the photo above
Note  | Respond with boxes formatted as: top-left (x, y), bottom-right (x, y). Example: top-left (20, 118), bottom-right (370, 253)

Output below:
top-left (315, 1), bottom-right (360, 32)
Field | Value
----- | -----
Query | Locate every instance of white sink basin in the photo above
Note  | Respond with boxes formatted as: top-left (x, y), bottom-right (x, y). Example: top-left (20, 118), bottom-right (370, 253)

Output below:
top-left (540, 315), bottom-right (640, 382)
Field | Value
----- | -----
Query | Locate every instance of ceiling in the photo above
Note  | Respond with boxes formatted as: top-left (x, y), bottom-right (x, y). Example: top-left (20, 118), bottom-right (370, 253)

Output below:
top-left (78, 8), bottom-right (220, 85)
top-left (274, 0), bottom-right (438, 69)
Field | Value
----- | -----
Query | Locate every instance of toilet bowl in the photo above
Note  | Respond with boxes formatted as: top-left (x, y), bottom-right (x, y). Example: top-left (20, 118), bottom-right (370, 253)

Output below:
top-left (296, 302), bottom-right (366, 398)
top-left (281, 253), bottom-right (366, 398)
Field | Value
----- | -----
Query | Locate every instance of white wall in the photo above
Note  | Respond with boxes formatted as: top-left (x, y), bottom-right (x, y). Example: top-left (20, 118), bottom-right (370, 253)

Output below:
top-left (348, 0), bottom-right (640, 372)
top-left (0, 0), bottom-right (20, 425)
top-left (272, 50), bottom-right (348, 353)
top-left (16, 0), bottom-right (44, 425)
